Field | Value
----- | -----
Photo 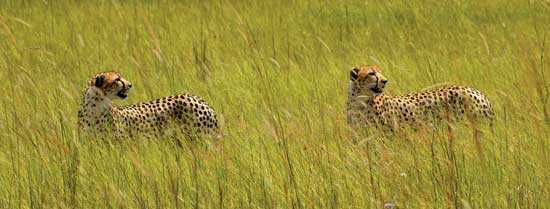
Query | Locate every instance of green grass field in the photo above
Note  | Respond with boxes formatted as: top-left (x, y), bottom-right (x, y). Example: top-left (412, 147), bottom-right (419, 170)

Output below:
top-left (0, 0), bottom-right (548, 208)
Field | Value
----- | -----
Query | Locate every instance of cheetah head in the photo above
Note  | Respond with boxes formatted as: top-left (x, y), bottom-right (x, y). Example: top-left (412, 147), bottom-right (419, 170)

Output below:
top-left (349, 65), bottom-right (388, 97)
top-left (88, 71), bottom-right (132, 100)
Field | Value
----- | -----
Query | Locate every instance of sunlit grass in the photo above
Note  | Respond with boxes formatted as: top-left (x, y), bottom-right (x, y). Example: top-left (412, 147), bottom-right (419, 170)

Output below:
top-left (0, 0), bottom-right (548, 208)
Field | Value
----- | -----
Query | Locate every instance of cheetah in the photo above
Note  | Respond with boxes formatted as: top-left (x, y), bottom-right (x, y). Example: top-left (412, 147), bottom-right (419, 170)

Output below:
top-left (78, 71), bottom-right (220, 139)
top-left (346, 65), bottom-right (494, 130)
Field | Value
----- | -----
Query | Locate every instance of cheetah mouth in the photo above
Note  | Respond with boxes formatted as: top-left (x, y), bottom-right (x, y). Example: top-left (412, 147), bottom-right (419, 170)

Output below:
top-left (370, 87), bottom-right (384, 94)
top-left (117, 90), bottom-right (128, 99)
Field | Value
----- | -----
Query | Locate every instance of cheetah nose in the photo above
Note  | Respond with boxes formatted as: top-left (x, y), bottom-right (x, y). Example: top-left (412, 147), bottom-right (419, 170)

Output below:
top-left (381, 80), bottom-right (388, 84)
top-left (128, 83), bottom-right (132, 88)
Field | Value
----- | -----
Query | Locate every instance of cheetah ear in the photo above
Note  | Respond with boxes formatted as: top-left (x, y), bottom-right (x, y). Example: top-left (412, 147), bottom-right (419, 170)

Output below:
top-left (94, 75), bottom-right (105, 87)
top-left (350, 67), bottom-right (360, 81)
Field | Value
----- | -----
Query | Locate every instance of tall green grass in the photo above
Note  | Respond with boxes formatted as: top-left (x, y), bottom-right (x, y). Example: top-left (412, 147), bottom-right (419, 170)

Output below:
top-left (0, 0), bottom-right (548, 208)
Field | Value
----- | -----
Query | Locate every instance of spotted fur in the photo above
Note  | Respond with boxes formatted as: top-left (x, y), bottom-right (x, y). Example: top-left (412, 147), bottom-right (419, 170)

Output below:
top-left (78, 71), bottom-right (219, 139)
top-left (347, 65), bottom-right (494, 130)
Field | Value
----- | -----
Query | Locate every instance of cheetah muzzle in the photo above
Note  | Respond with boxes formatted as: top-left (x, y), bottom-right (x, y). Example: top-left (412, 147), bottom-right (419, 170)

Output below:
top-left (370, 86), bottom-right (384, 94)
top-left (116, 89), bottom-right (129, 99)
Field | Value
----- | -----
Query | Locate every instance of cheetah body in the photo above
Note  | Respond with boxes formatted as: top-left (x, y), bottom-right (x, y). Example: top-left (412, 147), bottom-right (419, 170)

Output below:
top-left (78, 72), bottom-right (219, 138)
top-left (347, 65), bottom-right (494, 129)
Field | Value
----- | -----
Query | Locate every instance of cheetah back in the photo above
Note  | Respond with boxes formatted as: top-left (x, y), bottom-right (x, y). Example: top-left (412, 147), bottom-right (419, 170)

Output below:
top-left (115, 94), bottom-right (219, 137)
top-left (381, 85), bottom-right (494, 125)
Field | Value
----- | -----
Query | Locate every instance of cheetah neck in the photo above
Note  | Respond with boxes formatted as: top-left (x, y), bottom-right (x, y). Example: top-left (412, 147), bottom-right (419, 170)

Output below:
top-left (79, 87), bottom-right (116, 125)
top-left (348, 81), bottom-right (379, 104)
top-left (83, 87), bottom-right (112, 108)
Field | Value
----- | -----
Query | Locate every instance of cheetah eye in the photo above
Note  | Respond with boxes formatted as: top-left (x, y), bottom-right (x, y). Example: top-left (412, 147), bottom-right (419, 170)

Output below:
top-left (114, 78), bottom-right (123, 84)
top-left (367, 72), bottom-right (376, 76)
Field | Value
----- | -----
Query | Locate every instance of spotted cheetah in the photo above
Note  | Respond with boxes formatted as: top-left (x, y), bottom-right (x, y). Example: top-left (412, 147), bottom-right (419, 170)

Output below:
top-left (78, 71), bottom-right (220, 139)
top-left (347, 65), bottom-right (494, 130)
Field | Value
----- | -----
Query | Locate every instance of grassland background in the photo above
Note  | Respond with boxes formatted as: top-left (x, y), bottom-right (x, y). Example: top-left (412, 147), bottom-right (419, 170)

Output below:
top-left (0, 0), bottom-right (548, 208)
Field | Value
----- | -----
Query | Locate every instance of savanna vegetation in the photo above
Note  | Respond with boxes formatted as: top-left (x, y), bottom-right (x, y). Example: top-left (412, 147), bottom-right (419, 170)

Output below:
top-left (0, 0), bottom-right (548, 208)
